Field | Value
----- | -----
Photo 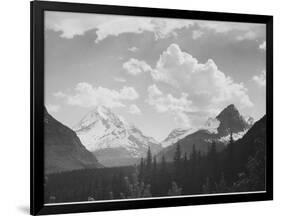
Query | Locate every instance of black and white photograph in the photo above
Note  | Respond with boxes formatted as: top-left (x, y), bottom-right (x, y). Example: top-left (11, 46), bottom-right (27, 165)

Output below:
top-left (43, 11), bottom-right (267, 205)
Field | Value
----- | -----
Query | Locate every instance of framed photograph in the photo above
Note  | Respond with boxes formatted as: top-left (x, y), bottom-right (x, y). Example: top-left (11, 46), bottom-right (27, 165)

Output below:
top-left (31, 1), bottom-right (273, 215)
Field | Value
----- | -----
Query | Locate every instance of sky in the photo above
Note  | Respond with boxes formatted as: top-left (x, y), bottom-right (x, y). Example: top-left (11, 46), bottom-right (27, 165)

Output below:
top-left (44, 11), bottom-right (266, 141)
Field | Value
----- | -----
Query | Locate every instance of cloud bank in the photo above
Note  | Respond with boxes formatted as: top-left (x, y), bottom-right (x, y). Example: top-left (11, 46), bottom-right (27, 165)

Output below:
top-left (45, 12), bottom-right (264, 43)
top-left (54, 82), bottom-right (139, 108)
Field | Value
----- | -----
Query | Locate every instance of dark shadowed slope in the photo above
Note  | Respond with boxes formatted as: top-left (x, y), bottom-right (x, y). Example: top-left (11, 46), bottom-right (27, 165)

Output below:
top-left (44, 107), bottom-right (103, 174)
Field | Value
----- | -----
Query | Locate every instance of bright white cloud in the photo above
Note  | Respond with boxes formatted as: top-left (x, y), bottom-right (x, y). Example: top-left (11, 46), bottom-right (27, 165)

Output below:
top-left (202, 117), bottom-right (221, 134)
top-left (128, 104), bottom-right (142, 115)
top-left (259, 41), bottom-right (266, 50)
top-left (147, 84), bottom-right (163, 97)
top-left (142, 44), bottom-right (253, 119)
top-left (253, 70), bottom-right (266, 87)
top-left (192, 30), bottom-right (204, 39)
top-left (123, 58), bottom-right (152, 75)
top-left (55, 82), bottom-right (139, 108)
top-left (46, 104), bottom-right (60, 113)
top-left (147, 84), bottom-right (193, 126)
top-left (119, 86), bottom-right (139, 100)
top-left (128, 46), bottom-right (138, 52)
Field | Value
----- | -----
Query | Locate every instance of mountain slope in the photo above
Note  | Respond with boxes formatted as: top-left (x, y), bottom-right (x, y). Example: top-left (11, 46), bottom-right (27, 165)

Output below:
top-left (158, 104), bottom-right (253, 162)
top-left (44, 107), bottom-right (102, 174)
top-left (161, 128), bottom-right (193, 148)
top-left (230, 115), bottom-right (266, 170)
top-left (74, 106), bottom-right (162, 167)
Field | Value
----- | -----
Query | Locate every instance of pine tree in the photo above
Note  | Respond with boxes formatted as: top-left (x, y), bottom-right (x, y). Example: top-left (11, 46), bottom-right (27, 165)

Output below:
top-left (146, 147), bottom-right (152, 171)
top-left (183, 152), bottom-right (188, 165)
top-left (145, 147), bottom-right (152, 183)
top-left (209, 141), bottom-right (219, 185)
top-left (173, 143), bottom-right (183, 185)
top-left (225, 130), bottom-right (235, 183)
top-left (174, 143), bottom-right (182, 164)
top-left (160, 155), bottom-right (167, 172)
top-left (139, 157), bottom-right (144, 181)
top-left (153, 156), bottom-right (157, 173)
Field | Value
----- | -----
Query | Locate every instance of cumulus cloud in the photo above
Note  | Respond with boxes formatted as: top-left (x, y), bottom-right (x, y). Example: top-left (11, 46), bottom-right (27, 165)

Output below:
top-left (259, 41), bottom-right (266, 50)
top-left (147, 84), bottom-right (193, 126)
top-left (154, 44), bottom-right (252, 108)
top-left (135, 44), bottom-right (253, 124)
top-left (253, 70), bottom-right (266, 87)
top-left (46, 104), bottom-right (60, 113)
top-left (54, 82), bottom-right (139, 108)
top-left (123, 58), bottom-right (153, 75)
top-left (128, 104), bottom-right (142, 115)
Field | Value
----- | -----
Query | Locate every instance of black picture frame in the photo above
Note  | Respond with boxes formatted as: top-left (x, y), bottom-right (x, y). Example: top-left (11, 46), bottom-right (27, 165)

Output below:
top-left (30, 1), bottom-right (273, 215)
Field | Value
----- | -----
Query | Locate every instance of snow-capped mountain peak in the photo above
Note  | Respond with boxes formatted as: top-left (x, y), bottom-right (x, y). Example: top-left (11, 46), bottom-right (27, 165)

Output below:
top-left (73, 106), bottom-right (162, 166)
top-left (74, 105), bottom-right (124, 132)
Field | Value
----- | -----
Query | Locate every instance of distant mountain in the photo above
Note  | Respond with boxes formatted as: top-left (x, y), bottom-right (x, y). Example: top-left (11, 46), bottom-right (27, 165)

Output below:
top-left (158, 104), bottom-right (254, 162)
top-left (161, 128), bottom-right (193, 148)
top-left (74, 106), bottom-right (162, 167)
top-left (44, 107), bottom-right (102, 174)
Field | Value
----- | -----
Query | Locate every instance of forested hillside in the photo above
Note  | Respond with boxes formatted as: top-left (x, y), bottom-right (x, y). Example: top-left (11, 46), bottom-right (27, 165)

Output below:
top-left (45, 116), bottom-right (265, 203)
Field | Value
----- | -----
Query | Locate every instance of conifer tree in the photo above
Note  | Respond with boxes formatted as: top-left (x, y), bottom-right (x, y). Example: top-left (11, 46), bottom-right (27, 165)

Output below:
top-left (146, 147), bottom-right (152, 171)
top-left (139, 157), bottom-right (144, 181)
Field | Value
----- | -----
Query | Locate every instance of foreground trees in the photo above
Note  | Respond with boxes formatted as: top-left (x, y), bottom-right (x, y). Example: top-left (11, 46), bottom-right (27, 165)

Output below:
top-left (45, 131), bottom-right (265, 203)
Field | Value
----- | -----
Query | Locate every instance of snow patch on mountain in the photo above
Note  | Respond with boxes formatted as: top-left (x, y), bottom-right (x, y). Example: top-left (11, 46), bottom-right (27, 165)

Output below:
top-left (244, 115), bottom-right (255, 126)
top-left (218, 130), bottom-right (249, 144)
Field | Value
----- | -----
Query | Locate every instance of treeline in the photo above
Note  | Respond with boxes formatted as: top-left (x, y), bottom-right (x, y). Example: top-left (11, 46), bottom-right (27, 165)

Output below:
top-left (45, 130), bottom-right (265, 204)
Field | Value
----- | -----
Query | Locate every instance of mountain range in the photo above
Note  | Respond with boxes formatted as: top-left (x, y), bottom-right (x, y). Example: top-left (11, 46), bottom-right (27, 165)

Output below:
top-left (44, 103), bottom-right (255, 170)
top-left (72, 104), bottom-right (253, 167)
